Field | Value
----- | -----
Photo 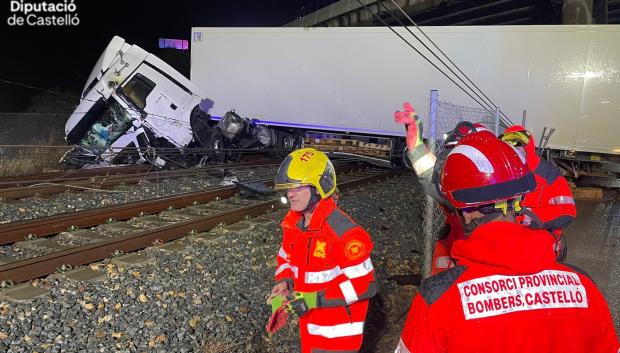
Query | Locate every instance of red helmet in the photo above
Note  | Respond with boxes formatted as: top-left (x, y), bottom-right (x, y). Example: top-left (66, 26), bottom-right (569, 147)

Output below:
top-left (440, 131), bottom-right (536, 209)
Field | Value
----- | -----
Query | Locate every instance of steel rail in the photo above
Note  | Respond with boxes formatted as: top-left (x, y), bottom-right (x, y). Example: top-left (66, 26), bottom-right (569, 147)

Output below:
top-left (0, 169), bottom-right (396, 283)
top-left (0, 184), bottom-right (246, 245)
top-left (0, 163), bottom-right (362, 245)
top-left (0, 161), bottom-right (281, 201)
top-left (0, 158), bottom-right (277, 189)
top-left (0, 165), bottom-right (151, 187)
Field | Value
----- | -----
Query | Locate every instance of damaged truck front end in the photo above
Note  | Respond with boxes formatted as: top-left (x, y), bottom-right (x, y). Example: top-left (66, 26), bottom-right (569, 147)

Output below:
top-left (62, 36), bottom-right (301, 169)
top-left (62, 36), bottom-right (206, 168)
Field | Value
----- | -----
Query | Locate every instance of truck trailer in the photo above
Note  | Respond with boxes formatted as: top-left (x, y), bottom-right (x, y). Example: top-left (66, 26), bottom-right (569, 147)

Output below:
top-left (190, 25), bottom-right (620, 184)
top-left (63, 26), bottom-right (620, 184)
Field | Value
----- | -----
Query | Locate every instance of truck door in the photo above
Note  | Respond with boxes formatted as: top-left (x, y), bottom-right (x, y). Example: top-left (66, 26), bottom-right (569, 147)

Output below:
top-left (161, 80), bottom-right (194, 147)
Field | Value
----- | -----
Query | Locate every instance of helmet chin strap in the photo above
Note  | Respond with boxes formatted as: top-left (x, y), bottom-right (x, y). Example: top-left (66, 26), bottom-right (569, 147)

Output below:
top-left (462, 197), bottom-right (522, 235)
top-left (302, 187), bottom-right (322, 214)
top-left (462, 212), bottom-right (503, 235)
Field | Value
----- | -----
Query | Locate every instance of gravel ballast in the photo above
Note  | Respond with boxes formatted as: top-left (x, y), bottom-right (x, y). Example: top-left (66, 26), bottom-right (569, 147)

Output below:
top-left (0, 168), bottom-right (277, 224)
top-left (0, 172), bottom-right (426, 353)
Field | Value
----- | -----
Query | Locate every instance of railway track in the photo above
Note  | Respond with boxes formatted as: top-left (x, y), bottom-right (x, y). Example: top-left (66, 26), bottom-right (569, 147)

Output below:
top-left (0, 166), bottom-right (397, 284)
top-left (0, 163), bottom-right (365, 248)
top-left (0, 165), bottom-right (151, 188)
top-left (0, 158), bottom-right (279, 201)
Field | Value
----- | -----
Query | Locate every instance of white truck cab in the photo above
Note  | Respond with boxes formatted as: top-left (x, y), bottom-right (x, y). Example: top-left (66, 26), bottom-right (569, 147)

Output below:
top-left (63, 36), bottom-right (205, 167)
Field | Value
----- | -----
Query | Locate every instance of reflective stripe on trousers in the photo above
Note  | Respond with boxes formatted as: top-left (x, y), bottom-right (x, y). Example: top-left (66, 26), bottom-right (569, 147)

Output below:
top-left (307, 321), bottom-right (364, 338)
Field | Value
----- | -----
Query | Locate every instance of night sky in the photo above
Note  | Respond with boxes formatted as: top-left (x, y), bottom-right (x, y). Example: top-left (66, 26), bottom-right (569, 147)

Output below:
top-left (0, 0), bottom-right (333, 111)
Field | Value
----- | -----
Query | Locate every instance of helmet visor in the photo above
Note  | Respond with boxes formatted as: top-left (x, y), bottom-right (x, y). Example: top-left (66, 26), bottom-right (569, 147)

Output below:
top-left (274, 155), bottom-right (306, 190)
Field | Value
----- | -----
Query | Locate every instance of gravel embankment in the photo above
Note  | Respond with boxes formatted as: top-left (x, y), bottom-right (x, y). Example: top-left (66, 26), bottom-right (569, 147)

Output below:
top-left (0, 172), bottom-right (426, 353)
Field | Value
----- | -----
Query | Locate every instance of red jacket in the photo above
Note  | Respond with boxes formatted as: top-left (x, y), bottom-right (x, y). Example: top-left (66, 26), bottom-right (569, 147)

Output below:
top-left (397, 222), bottom-right (619, 353)
top-left (275, 197), bottom-right (377, 300)
top-left (275, 197), bottom-right (377, 352)
top-left (518, 134), bottom-right (576, 231)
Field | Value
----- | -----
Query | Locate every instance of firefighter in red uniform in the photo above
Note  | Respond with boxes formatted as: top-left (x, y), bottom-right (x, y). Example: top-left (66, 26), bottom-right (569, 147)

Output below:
top-left (501, 125), bottom-right (577, 261)
top-left (394, 102), bottom-right (495, 274)
top-left (267, 148), bottom-right (378, 353)
top-left (395, 132), bottom-right (619, 353)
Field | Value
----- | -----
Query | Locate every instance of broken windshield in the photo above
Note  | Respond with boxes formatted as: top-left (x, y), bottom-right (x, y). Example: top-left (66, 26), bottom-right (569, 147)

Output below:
top-left (78, 98), bottom-right (134, 154)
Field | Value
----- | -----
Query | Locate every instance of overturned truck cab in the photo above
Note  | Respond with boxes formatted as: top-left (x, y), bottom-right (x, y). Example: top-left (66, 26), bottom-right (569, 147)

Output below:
top-left (62, 36), bottom-right (209, 168)
top-left (62, 36), bottom-right (300, 168)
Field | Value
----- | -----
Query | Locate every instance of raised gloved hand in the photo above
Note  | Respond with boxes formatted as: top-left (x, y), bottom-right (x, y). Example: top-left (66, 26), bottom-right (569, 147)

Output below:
top-left (394, 102), bottom-right (423, 150)
top-left (394, 102), bottom-right (417, 125)
top-left (285, 291), bottom-right (318, 318)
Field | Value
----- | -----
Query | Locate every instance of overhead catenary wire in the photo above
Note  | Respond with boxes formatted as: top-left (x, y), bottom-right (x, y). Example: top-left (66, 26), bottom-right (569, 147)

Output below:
top-left (375, 0), bottom-right (512, 127)
top-left (352, 0), bottom-right (496, 123)
top-left (353, 0), bottom-right (513, 127)
top-left (0, 77), bottom-right (78, 98)
top-left (384, 0), bottom-right (513, 126)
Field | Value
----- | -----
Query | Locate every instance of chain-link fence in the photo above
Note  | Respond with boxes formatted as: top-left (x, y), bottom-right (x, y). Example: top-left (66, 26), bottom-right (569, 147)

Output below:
top-left (421, 90), bottom-right (508, 278)
top-left (0, 112), bottom-right (69, 176)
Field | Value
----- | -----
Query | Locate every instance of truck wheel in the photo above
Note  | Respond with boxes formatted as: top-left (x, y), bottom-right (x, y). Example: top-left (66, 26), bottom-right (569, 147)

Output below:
top-left (293, 130), bottom-right (305, 149)
top-left (270, 131), bottom-right (296, 159)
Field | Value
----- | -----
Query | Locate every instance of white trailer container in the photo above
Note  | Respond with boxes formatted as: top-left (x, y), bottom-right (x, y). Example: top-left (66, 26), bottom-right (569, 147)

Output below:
top-left (191, 25), bottom-right (620, 178)
top-left (64, 26), bottom-right (620, 182)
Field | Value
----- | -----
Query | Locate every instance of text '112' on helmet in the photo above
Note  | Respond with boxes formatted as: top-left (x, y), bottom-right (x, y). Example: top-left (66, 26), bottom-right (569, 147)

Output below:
top-left (439, 131), bottom-right (536, 209)
top-left (274, 148), bottom-right (336, 199)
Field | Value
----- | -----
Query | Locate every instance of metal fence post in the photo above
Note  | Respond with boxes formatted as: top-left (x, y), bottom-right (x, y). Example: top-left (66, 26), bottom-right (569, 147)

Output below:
top-left (428, 90), bottom-right (438, 150)
top-left (494, 106), bottom-right (501, 136)
top-left (522, 110), bottom-right (527, 126)
top-left (423, 90), bottom-right (439, 278)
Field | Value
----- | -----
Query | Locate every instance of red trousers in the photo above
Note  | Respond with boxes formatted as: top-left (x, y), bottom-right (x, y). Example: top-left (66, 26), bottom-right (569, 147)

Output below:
top-left (299, 300), bottom-right (369, 353)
